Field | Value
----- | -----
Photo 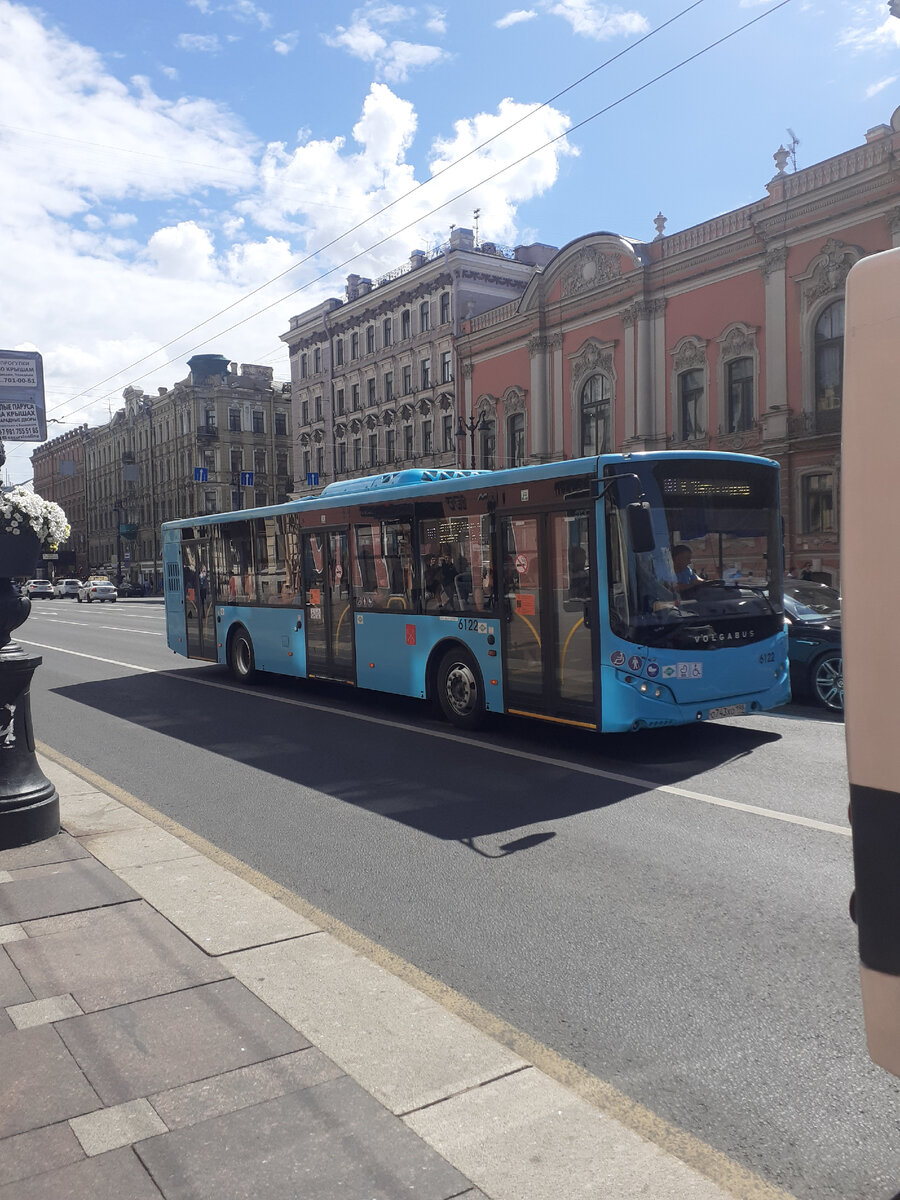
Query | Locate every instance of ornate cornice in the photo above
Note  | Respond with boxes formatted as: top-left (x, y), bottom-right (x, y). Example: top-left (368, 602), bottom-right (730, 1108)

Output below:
top-left (560, 247), bottom-right (623, 298)
top-left (476, 393), bottom-right (498, 418)
top-left (800, 237), bottom-right (862, 309)
top-left (717, 323), bottom-right (757, 360)
top-left (502, 386), bottom-right (527, 414)
top-left (671, 337), bottom-right (707, 371)
top-left (571, 339), bottom-right (615, 390)
top-left (762, 246), bottom-right (788, 278)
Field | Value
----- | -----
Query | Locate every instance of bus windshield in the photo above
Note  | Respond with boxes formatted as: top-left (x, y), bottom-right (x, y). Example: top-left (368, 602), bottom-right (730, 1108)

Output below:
top-left (606, 458), bottom-right (783, 650)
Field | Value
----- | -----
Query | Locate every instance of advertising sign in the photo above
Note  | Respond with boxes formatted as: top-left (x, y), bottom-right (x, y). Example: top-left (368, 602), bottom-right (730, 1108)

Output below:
top-left (0, 350), bottom-right (47, 441)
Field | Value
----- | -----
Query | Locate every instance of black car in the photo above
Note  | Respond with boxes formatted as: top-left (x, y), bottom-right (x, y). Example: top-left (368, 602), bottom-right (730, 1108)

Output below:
top-left (782, 580), bottom-right (842, 711)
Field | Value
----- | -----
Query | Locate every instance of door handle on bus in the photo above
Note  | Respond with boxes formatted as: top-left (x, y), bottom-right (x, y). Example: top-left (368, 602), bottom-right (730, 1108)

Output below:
top-left (583, 604), bottom-right (591, 630)
top-left (296, 616), bottom-right (303, 631)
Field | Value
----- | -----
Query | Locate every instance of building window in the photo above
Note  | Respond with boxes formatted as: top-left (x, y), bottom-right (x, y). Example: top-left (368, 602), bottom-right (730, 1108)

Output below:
top-left (369, 433), bottom-right (378, 466)
top-left (316, 447), bottom-right (324, 477)
top-left (203, 448), bottom-right (216, 470)
top-left (507, 413), bottom-right (526, 468)
top-left (353, 438), bottom-right (362, 470)
top-left (204, 406), bottom-right (216, 431)
top-left (231, 449), bottom-right (243, 473)
top-left (440, 292), bottom-right (451, 324)
top-left (274, 411), bottom-right (287, 435)
top-left (403, 365), bottom-right (412, 394)
top-left (300, 353), bottom-right (308, 379)
top-left (303, 450), bottom-right (310, 478)
top-left (443, 414), bottom-right (454, 451)
top-left (802, 472), bottom-right (835, 533)
top-left (336, 388), bottom-right (345, 415)
top-left (677, 369), bottom-right (704, 442)
top-left (351, 332), bottom-right (360, 359)
top-left (366, 325), bottom-right (375, 354)
top-left (231, 488), bottom-right (243, 510)
top-left (367, 377), bottom-right (376, 406)
top-left (440, 351), bottom-right (452, 383)
top-left (276, 451), bottom-right (288, 475)
top-left (229, 408), bottom-right (241, 432)
top-left (419, 301), bottom-right (430, 332)
top-left (386, 428), bottom-right (396, 461)
top-left (423, 420), bottom-right (432, 454)
top-left (301, 400), bottom-right (309, 424)
top-left (351, 384), bottom-right (360, 411)
top-left (815, 300), bottom-right (844, 433)
top-left (401, 310), bottom-right (411, 339)
top-left (337, 442), bottom-right (347, 472)
top-left (334, 338), bottom-right (344, 366)
top-left (314, 347), bottom-right (322, 373)
top-left (403, 425), bottom-right (413, 459)
top-left (384, 372), bottom-right (393, 402)
top-left (314, 396), bottom-right (322, 421)
top-left (383, 317), bottom-right (392, 346)
top-left (726, 357), bottom-right (754, 434)
top-left (255, 489), bottom-right (267, 507)
top-left (580, 374), bottom-right (611, 454)
top-left (480, 420), bottom-right (496, 470)
top-left (252, 410), bottom-right (264, 434)
top-left (421, 358), bottom-right (431, 389)
top-left (254, 448), bottom-right (266, 473)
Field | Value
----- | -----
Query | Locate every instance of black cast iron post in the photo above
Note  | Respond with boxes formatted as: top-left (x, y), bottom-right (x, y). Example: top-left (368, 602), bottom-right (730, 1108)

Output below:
top-left (456, 412), bottom-right (486, 470)
top-left (0, 572), bottom-right (59, 849)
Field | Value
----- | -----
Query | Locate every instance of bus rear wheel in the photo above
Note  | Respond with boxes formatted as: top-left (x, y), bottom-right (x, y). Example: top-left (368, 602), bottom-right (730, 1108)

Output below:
top-left (228, 626), bottom-right (257, 683)
top-left (436, 647), bottom-right (485, 730)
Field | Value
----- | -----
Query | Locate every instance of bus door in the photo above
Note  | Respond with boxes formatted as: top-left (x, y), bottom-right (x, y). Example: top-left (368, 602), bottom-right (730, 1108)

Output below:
top-left (499, 508), bottom-right (596, 726)
top-left (302, 528), bottom-right (355, 682)
top-left (181, 535), bottom-right (216, 662)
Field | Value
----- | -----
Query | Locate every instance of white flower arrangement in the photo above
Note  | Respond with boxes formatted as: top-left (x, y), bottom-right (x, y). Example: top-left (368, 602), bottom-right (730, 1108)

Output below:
top-left (0, 487), bottom-right (70, 551)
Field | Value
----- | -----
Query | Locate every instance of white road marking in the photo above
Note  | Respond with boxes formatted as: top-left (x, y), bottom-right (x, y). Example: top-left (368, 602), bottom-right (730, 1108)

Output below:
top-left (33, 619), bottom-right (162, 636)
top-left (21, 638), bottom-right (850, 839)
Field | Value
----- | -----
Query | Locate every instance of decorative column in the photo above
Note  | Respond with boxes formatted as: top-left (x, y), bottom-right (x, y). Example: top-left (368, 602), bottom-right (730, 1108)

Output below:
top-left (621, 304), bottom-right (637, 444)
top-left (0, 533), bottom-right (59, 850)
top-left (528, 334), bottom-right (550, 461)
top-left (762, 246), bottom-right (789, 442)
top-left (635, 300), bottom-right (654, 442)
top-left (549, 332), bottom-right (564, 458)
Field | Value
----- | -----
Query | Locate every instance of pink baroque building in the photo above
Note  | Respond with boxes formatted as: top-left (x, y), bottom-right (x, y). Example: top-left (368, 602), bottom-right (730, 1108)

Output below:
top-left (456, 108), bottom-right (900, 586)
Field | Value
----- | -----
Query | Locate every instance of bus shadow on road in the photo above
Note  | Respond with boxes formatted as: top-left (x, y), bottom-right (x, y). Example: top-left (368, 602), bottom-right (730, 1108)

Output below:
top-left (49, 668), bottom-right (784, 848)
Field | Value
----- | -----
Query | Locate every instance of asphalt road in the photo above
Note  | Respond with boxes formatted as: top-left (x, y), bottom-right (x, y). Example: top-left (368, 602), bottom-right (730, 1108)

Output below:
top-left (17, 597), bottom-right (900, 1200)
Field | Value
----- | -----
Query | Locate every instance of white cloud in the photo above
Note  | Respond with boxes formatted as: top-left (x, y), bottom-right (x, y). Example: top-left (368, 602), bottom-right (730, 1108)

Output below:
top-left (324, 3), bottom-right (449, 80)
top-left (425, 7), bottom-right (447, 34)
top-left (0, 2), bottom-right (575, 486)
top-left (496, 10), bottom-right (538, 28)
top-left (866, 75), bottom-right (897, 97)
top-left (188, 0), bottom-right (271, 28)
top-left (840, 2), bottom-right (900, 50)
top-left (176, 32), bottom-right (221, 52)
top-left (273, 31), bottom-right (298, 54)
top-left (160, 64), bottom-right (178, 79)
top-left (546, 1), bottom-right (649, 39)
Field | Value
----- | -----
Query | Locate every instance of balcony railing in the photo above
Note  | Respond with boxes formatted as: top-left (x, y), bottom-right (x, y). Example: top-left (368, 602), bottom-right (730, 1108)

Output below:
top-left (197, 425), bottom-right (219, 440)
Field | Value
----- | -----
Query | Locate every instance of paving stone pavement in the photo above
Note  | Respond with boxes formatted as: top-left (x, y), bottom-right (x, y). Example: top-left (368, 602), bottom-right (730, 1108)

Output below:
top-left (0, 756), bottom-right (752, 1200)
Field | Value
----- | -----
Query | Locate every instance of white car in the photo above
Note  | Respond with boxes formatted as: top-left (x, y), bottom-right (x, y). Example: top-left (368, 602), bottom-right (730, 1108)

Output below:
top-left (77, 578), bottom-right (117, 603)
top-left (54, 578), bottom-right (81, 598)
top-left (25, 579), bottom-right (54, 599)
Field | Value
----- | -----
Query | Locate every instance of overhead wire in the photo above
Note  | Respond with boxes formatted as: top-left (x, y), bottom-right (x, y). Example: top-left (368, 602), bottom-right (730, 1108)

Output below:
top-left (48, 0), bottom-right (791, 423)
top-left (44, 0), bottom-right (709, 416)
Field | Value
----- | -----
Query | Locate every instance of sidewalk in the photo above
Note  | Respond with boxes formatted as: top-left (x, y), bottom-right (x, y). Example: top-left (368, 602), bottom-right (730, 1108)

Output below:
top-left (0, 757), bottom-right (776, 1200)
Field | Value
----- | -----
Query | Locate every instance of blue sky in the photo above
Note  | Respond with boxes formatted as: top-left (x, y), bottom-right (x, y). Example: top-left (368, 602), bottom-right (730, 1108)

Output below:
top-left (1, 0), bottom-right (898, 488)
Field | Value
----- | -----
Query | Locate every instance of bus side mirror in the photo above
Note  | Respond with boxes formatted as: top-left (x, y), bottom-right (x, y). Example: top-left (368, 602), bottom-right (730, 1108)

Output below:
top-left (626, 502), bottom-right (655, 554)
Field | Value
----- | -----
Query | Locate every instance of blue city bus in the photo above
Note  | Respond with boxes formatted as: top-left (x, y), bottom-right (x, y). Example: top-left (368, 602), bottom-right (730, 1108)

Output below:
top-left (162, 452), bottom-right (789, 733)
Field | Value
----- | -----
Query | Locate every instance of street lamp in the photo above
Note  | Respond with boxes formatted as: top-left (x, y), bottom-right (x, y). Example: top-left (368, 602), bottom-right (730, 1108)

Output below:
top-left (457, 412), bottom-right (487, 470)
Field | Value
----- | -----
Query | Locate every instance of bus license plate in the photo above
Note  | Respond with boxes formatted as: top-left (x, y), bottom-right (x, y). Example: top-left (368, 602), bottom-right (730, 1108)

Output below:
top-left (708, 703), bottom-right (746, 719)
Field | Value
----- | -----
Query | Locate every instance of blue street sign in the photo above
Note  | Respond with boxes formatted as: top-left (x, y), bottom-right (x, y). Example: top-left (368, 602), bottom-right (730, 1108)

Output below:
top-left (193, 467), bottom-right (208, 482)
top-left (307, 472), bottom-right (319, 487)
top-left (240, 471), bottom-right (254, 486)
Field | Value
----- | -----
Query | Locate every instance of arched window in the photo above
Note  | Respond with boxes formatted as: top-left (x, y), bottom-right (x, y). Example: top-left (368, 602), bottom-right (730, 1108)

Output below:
top-left (479, 419), bottom-right (496, 470)
top-left (677, 369), bottom-right (704, 441)
top-left (814, 300), bottom-right (844, 433)
top-left (580, 375), bottom-right (611, 455)
top-left (507, 413), bottom-right (525, 468)
top-left (726, 357), bottom-right (754, 433)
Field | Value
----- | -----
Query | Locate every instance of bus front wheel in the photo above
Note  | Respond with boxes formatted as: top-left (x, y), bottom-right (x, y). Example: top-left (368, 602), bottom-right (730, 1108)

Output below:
top-left (436, 647), bottom-right (485, 730)
top-left (228, 626), bottom-right (257, 683)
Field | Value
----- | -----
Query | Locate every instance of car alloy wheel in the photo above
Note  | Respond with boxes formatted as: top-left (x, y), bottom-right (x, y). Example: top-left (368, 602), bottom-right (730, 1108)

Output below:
top-left (811, 651), bottom-right (843, 712)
